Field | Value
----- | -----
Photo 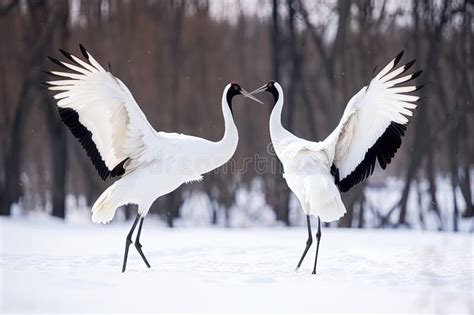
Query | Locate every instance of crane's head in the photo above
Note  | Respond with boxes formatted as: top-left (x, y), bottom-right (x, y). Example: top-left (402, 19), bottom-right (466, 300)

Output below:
top-left (249, 81), bottom-right (280, 105)
top-left (226, 83), bottom-right (263, 110)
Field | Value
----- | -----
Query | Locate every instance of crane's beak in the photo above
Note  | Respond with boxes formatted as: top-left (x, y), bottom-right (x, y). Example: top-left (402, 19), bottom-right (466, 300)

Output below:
top-left (249, 84), bottom-right (267, 95)
top-left (241, 88), bottom-right (263, 104)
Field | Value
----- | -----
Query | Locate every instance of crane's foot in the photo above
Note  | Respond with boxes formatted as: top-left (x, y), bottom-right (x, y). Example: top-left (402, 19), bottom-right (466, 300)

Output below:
top-left (311, 217), bottom-right (322, 276)
top-left (134, 217), bottom-right (151, 268)
top-left (134, 241), bottom-right (151, 268)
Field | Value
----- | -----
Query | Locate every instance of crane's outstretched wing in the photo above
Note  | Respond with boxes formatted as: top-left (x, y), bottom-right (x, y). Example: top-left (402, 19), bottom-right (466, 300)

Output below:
top-left (329, 51), bottom-right (423, 192)
top-left (44, 45), bottom-right (157, 180)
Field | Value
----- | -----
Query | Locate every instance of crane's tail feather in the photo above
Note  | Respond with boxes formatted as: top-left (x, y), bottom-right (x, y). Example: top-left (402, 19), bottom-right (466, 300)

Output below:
top-left (303, 175), bottom-right (346, 222)
top-left (91, 185), bottom-right (120, 224)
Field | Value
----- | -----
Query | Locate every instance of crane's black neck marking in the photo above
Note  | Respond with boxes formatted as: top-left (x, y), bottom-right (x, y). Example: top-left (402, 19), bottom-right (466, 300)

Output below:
top-left (226, 84), bottom-right (241, 116)
top-left (266, 82), bottom-right (279, 106)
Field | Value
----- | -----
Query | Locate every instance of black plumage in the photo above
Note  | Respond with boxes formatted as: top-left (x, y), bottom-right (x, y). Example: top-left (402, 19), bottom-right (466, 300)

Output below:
top-left (333, 122), bottom-right (406, 193)
top-left (46, 45), bottom-right (128, 181)
top-left (57, 107), bottom-right (126, 181)
top-left (332, 56), bottom-right (424, 193)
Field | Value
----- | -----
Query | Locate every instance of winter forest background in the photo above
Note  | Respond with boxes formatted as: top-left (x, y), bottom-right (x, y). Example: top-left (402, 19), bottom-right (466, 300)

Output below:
top-left (0, 0), bottom-right (473, 231)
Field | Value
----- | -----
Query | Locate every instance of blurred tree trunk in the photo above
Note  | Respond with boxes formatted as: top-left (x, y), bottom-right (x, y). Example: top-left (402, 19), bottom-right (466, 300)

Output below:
top-left (47, 0), bottom-right (69, 219)
top-left (458, 5), bottom-right (473, 218)
top-left (203, 175), bottom-right (219, 225)
top-left (165, 190), bottom-right (180, 228)
top-left (0, 55), bottom-right (6, 213)
top-left (170, 0), bottom-right (185, 129)
top-left (426, 150), bottom-right (443, 229)
top-left (423, 17), bottom-right (443, 227)
top-left (123, 204), bottom-right (134, 220)
top-left (299, 80), bottom-right (318, 139)
top-left (1, 1), bottom-right (60, 216)
top-left (398, 0), bottom-right (450, 226)
top-left (460, 164), bottom-right (473, 218)
top-left (357, 196), bottom-right (366, 228)
top-left (74, 142), bottom-right (102, 205)
top-left (338, 183), bottom-right (363, 227)
top-left (286, 0), bottom-right (300, 133)
top-left (415, 178), bottom-right (426, 229)
top-left (163, 1), bottom-right (186, 227)
top-left (44, 95), bottom-right (68, 219)
top-left (271, 0), bottom-right (280, 82)
top-left (451, 169), bottom-right (459, 232)
top-left (432, 65), bottom-right (459, 231)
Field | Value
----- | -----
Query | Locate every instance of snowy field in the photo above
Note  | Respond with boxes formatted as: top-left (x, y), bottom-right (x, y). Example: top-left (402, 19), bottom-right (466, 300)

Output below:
top-left (1, 218), bottom-right (473, 314)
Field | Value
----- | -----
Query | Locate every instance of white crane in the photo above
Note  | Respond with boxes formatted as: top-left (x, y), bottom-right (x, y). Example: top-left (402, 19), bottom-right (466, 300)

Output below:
top-left (44, 44), bottom-right (262, 272)
top-left (250, 52), bottom-right (423, 274)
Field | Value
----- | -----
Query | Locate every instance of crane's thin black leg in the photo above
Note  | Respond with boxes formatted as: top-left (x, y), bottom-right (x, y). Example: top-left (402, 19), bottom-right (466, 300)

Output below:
top-left (122, 214), bottom-right (140, 273)
top-left (296, 215), bottom-right (313, 270)
top-left (312, 217), bottom-right (322, 275)
top-left (134, 217), bottom-right (151, 268)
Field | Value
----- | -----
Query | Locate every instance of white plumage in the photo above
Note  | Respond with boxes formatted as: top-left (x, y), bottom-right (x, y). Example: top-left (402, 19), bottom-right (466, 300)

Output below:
top-left (45, 45), bottom-right (260, 271)
top-left (251, 51), bottom-right (423, 274)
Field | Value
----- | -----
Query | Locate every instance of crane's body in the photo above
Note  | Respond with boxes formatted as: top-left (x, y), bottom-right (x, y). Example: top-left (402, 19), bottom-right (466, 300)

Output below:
top-left (45, 45), bottom-right (260, 272)
top-left (91, 93), bottom-right (239, 223)
top-left (270, 102), bottom-right (346, 222)
top-left (252, 52), bottom-right (423, 274)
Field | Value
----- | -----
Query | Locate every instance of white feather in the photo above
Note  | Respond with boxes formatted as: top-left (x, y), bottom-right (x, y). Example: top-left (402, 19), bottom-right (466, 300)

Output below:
top-left (268, 53), bottom-right (421, 223)
top-left (331, 58), bottom-right (420, 181)
top-left (47, 48), bottom-right (241, 224)
top-left (384, 73), bottom-right (416, 87)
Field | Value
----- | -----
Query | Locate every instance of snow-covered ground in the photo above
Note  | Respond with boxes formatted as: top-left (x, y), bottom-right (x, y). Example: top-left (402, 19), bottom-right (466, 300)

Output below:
top-left (1, 218), bottom-right (472, 314)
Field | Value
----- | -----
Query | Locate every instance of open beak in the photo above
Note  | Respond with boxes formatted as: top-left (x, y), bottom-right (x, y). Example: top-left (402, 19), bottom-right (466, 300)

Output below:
top-left (249, 84), bottom-right (268, 95)
top-left (241, 88), bottom-right (263, 104)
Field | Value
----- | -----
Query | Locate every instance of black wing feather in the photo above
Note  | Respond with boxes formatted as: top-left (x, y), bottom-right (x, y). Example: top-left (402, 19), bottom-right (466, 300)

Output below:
top-left (332, 54), bottom-right (424, 192)
top-left (48, 47), bottom-right (128, 181)
top-left (333, 122), bottom-right (406, 193)
top-left (57, 107), bottom-right (126, 181)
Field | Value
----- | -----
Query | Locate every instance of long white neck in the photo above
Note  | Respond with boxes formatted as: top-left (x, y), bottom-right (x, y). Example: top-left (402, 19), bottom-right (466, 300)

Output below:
top-left (269, 84), bottom-right (294, 153)
top-left (208, 87), bottom-right (239, 171)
